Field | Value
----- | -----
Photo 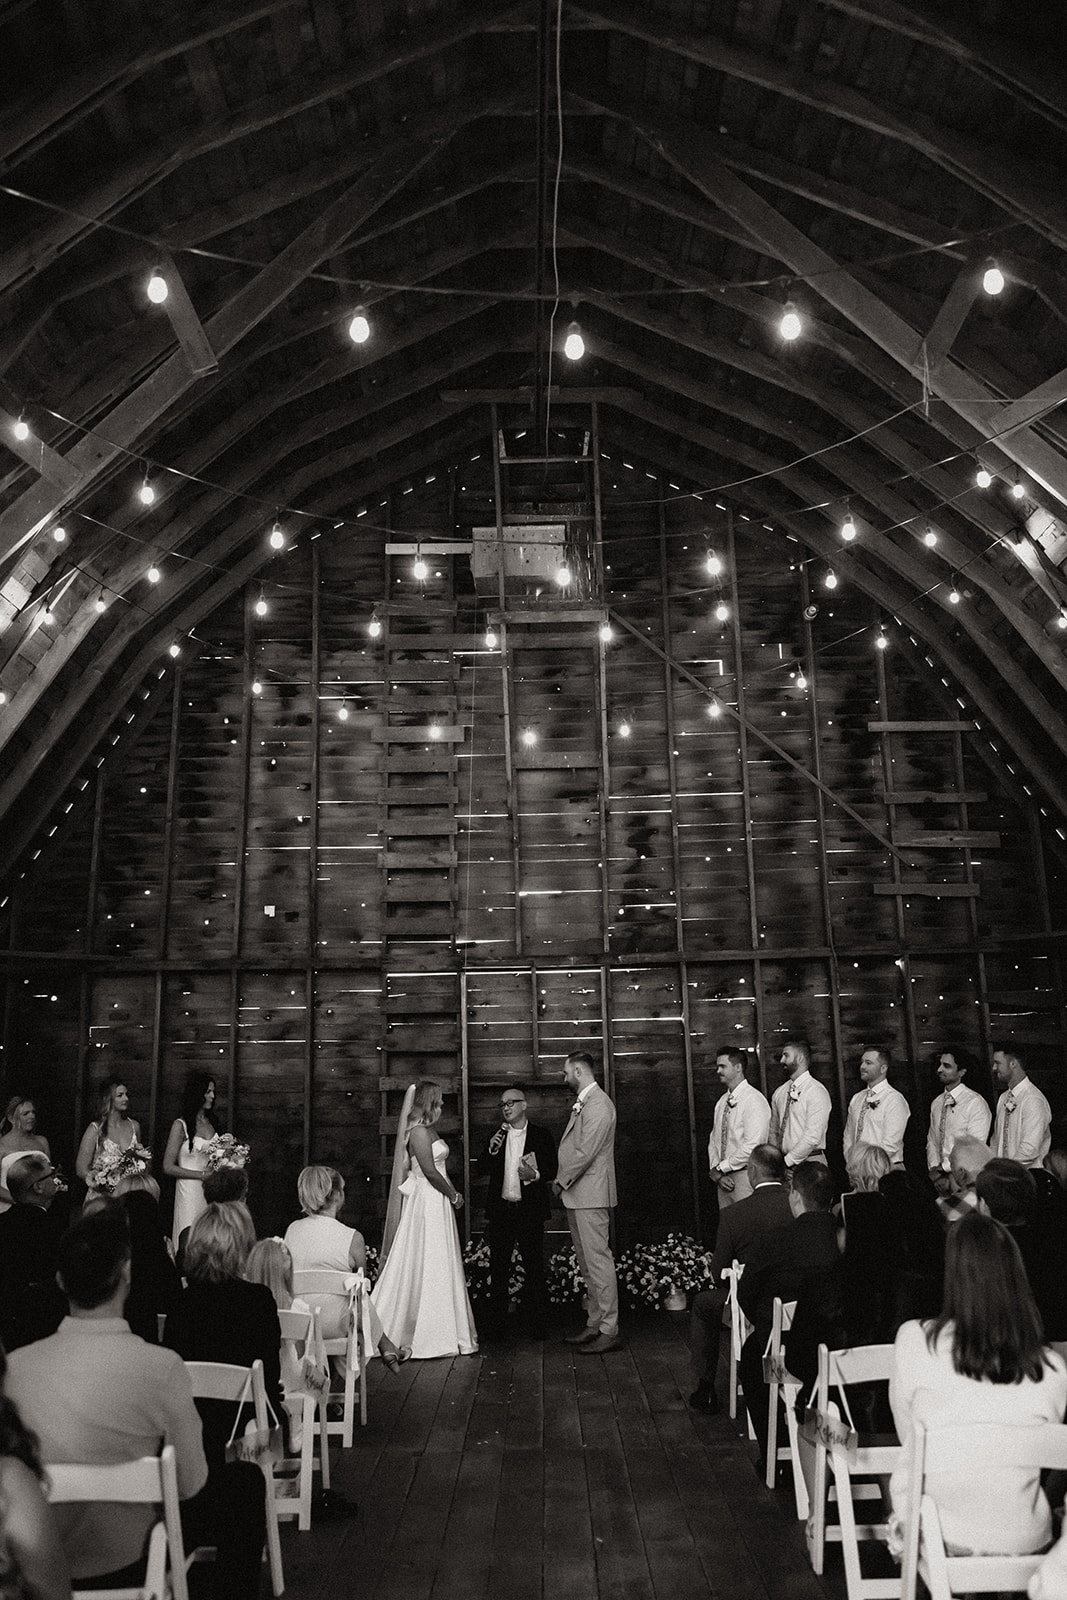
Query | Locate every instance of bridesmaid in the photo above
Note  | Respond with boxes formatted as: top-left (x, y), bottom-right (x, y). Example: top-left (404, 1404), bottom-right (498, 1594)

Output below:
top-left (74, 1078), bottom-right (143, 1201)
top-left (0, 1097), bottom-right (51, 1213)
top-left (162, 1071), bottom-right (219, 1249)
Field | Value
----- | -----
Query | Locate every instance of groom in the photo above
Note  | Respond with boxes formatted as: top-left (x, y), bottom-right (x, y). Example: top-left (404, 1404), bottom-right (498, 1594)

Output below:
top-left (552, 1051), bottom-right (621, 1354)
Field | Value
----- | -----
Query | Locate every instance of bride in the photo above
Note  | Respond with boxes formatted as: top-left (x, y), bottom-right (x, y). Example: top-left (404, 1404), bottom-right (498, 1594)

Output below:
top-left (371, 1080), bottom-right (478, 1359)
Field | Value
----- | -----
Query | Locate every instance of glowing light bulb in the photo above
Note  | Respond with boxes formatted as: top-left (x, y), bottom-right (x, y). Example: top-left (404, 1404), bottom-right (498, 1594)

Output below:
top-left (348, 306), bottom-right (371, 344)
top-left (706, 552), bottom-right (723, 576)
top-left (840, 517), bottom-right (857, 541)
top-left (707, 700), bottom-right (722, 719)
top-left (875, 632), bottom-right (888, 650)
top-left (1057, 610), bottom-right (1067, 631)
top-left (1011, 481), bottom-right (1026, 500)
top-left (948, 585), bottom-right (961, 605)
top-left (413, 555), bottom-right (429, 580)
top-left (521, 728), bottom-right (538, 746)
top-left (52, 525), bottom-right (67, 543)
top-left (975, 466), bottom-right (993, 489)
top-left (269, 523), bottom-right (285, 550)
top-left (555, 564), bottom-right (572, 587)
top-left (779, 302), bottom-right (802, 341)
top-left (147, 272), bottom-right (168, 304)
top-left (368, 616), bottom-right (382, 638)
top-left (13, 416), bottom-right (29, 442)
top-left (139, 480), bottom-right (156, 505)
top-left (563, 321), bottom-right (585, 360)
top-left (147, 566), bottom-right (161, 584)
top-left (618, 720), bottom-right (632, 738)
top-left (94, 594), bottom-right (107, 613)
top-left (338, 704), bottom-right (349, 721)
top-left (982, 260), bottom-right (1005, 296)
top-left (252, 679), bottom-right (263, 695)
top-left (0, 691), bottom-right (6, 705)
top-left (429, 723), bottom-right (442, 741)
top-left (796, 673), bottom-right (808, 690)
top-left (484, 627), bottom-right (498, 648)
top-left (824, 570), bottom-right (838, 590)
top-left (41, 606), bottom-right (54, 625)
top-left (714, 601), bottom-right (729, 622)
top-left (254, 597), bottom-right (268, 617)
top-left (599, 622), bottom-right (613, 643)
top-left (924, 528), bottom-right (938, 547)
top-left (168, 643), bottom-right (181, 658)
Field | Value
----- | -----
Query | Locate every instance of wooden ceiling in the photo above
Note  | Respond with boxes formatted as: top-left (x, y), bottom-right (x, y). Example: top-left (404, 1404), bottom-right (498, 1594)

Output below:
top-left (2, 0), bottom-right (1067, 870)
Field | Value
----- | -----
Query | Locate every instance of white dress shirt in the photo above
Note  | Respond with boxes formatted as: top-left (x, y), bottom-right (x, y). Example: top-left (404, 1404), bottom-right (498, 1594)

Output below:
top-left (502, 1121), bottom-right (528, 1201)
top-left (843, 1081), bottom-right (910, 1167)
top-left (770, 1070), bottom-right (831, 1167)
top-left (993, 1076), bottom-right (1051, 1168)
top-left (926, 1083), bottom-right (991, 1171)
top-left (708, 1078), bottom-right (771, 1175)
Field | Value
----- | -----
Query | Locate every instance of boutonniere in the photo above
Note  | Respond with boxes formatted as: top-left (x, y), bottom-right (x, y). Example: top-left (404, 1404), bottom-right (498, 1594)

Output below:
top-left (1005, 1095), bottom-right (1017, 1115)
top-left (788, 1084), bottom-right (802, 1103)
top-left (865, 1094), bottom-right (879, 1111)
top-left (726, 1093), bottom-right (737, 1110)
top-left (572, 1101), bottom-right (583, 1115)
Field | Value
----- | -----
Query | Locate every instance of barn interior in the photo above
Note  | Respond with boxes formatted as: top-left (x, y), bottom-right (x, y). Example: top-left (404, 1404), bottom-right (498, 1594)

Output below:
top-left (1, 0), bottom-right (1066, 1242)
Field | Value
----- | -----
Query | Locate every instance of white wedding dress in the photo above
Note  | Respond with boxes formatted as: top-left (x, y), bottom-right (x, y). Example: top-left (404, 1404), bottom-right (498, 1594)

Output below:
top-left (371, 1138), bottom-right (478, 1359)
top-left (171, 1126), bottom-right (212, 1247)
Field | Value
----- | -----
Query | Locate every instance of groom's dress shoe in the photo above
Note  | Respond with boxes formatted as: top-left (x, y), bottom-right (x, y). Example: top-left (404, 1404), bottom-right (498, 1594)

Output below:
top-left (564, 1327), bottom-right (601, 1345)
top-left (578, 1333), bottom-right (623, 1354)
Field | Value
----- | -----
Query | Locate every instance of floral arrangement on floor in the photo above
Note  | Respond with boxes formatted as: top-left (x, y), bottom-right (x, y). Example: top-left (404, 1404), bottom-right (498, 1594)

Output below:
top-left (203, 1132), bottom-right (250, 1172)
top-left (546, 1245), bottom-right (585, 1306)
top-left (461, 1238), bottom-right (525, 1304)
top-left (615, 1234), bottom-right (714, 1310)
top-left (87, 1141), bottom-right (153, 1194)
top-left (362, 1245), bottom-right (380, 1286)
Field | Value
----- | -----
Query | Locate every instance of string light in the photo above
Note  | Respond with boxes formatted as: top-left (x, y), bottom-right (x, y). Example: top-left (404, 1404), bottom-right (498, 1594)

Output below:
top-left (982, 259), bottom-right (1005, 296)
top-left (599, 622), bottom-right (613, 643)
top-left (824, 570), bottom-right (838, 590)
top-left (168, 642), bottom-right (181, 658)
top-left (41, 606), bottom-right (54, 625)
top-left (251, 679), bottom-right (263, 695)
top-left (146, 566), bottom-right (161, 584)
top-left (520, 728), bottom-right (538, 746)
top-left (563, 321), bottom-right (585, 360)
top-left (975, 465), bottom-right (993, 489)
top-left (338, 703), bottom-right (349, 721)
top-left (368, 614), bottom-right (382, 639)
top-left (146, 270), bottom-right (168, 304)
top-left (840, 513), bottom-right (857, 541)
top-left (51, 525), bottom-right (67, 543)
top-left (1011, 479), bottom-right (1026, 500)
top-left (0, 690), bottom-right (6, 705)
top-left (13, 414), bottom-right (29, 442)
top-left (484, 626), bottom-right (498, 648)
top-left (924, 528), bottom-right (938, 547)
top-left (714, 601), bottom-right (729, 622)
top-left (347, 305), bottom-right (371, 344)
top-left (948, 579), bottom-right (962, 604)
top-left (778, 301), bottom-right (802, 341)
top-left (707, 700), bottom-right (722, 719)
top-left (269, 521), bottom-right (285, 550)
top-left (796, 672), bottom-right (808, 690)
top-left (1056, 609), bottom-right (1067, 631)
top-left (413, 553), bottom-right (428, 580)
top-left (705, 551), bottom-right (723, 576)
top-left (138, 476), bottom-right (156, 505)
top-left (428, 723), bottom-right (442, 741)
top-left (254, 594), bottom-right (268, 617)
top-left (554, 563), bottom-right (572, 587)
top-left (875, 629), bottom-right (889, 650)
top-left (94, 592), bottom-right (107, 613)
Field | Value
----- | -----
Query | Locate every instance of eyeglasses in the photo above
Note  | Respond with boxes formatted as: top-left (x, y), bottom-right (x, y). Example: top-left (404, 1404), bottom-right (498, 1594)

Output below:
top-left (500, 1099), bottom-right (526, 1108)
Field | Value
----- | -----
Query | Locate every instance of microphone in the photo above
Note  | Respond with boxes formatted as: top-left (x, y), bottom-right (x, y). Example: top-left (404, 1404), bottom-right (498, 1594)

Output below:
top-left (489, 1121), bottom-right (509, 1156)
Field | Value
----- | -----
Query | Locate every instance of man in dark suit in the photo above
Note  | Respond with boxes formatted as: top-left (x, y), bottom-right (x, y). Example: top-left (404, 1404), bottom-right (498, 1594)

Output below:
top-left (477, 1085), bottom-right (557, 1340)
top-left (738, 1160), bottom-right (839, 1473)
top-left (689, 1142), bottom-right (793, 1412)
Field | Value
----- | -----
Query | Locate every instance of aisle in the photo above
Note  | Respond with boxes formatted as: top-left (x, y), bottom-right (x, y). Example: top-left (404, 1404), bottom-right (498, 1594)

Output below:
top-left (280, 1313), bottom-right (846, 1600)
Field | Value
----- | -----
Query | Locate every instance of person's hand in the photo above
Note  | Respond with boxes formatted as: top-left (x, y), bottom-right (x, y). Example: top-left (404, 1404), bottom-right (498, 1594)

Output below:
top-left (551, 1180), bottom-right (563, 1197)
top-left (451, 1192), bottom-right (464, 1210)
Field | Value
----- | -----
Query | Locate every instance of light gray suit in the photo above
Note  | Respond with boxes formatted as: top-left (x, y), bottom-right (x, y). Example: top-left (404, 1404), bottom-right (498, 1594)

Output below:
top-left (557, 1081), bottom-right (619, 1337)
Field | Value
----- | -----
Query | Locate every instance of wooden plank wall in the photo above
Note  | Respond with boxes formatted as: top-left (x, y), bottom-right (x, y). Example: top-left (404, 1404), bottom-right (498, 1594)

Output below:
top-left (2, 453), bottom-right (1065, 1239)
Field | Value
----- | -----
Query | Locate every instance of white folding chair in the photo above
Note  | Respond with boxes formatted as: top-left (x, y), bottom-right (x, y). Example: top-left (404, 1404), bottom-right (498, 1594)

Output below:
top-left (275, 1306), bottom-right (331, 1530)
top-left (763, 1297), bottom-right (809, 1518)
top-left (806, 1342), bottom-right (899, 1600)
top-left (183, 1357), bottom-right (284, 1597)
top-left (291, 1269), bottom-right (368, 1445)
top-left (47, 1446), bottom-right (189, 1600)
top-left (722, 1260), bottom-right (755, 1437)
top-left (900, 1421), bottom-right (1067, 1600)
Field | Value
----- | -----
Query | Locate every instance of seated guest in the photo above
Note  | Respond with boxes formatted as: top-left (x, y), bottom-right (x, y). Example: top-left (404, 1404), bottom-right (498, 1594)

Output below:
top-left (283, 1165), bottom-right (408, 1374)
top-left (889, 1212), bottom-right (1067, 1560)
top-left (164, 1201), bottom-right (286, 1455)
top-left (0, 1342), bottom-right (70, 1600)
top-left (937, 1133), bottom-right (993, 1223)
top-left (738, 1161), bottom-right (839, 1472)
top-left (689, 1144), bottom-right (793, 1413)
top-left (5, 1206), bottom-right (264, 1600)
top-left (0, 1152), bottom-right (66, 1351)
top-left (836, 1142), bottom-right (890, 1239)
top-left (976, 1159), bottom-right (1067, 1349)
top-left (176, 1164), bottom-right (249, 1273)
top-left (878, 1167), bottom-right (945, 1321)
top-left (114, 1174), bottom-right (181, 1344)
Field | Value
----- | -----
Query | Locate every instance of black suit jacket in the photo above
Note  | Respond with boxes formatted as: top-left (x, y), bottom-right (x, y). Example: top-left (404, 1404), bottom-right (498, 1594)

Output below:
top-left (477, 1120), bottom-right (557, 1224)
top-left (737, 1210), bottom-right (840, 1330)
top-left (711, 1182), bottom-right (794, 1282)
top-left (164, 1277), bottom-right (283, 1466)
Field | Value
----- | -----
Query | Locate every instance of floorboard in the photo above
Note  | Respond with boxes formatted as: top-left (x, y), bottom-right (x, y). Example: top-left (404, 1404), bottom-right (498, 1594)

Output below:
top-left (279, 1311), bottom-right (847, 1600)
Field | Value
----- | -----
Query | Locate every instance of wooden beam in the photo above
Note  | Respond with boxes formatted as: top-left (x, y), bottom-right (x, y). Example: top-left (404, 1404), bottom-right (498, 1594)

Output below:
top-left (0, 407), bottom-right (82, 493)
top-left (919, 265), bottom-right (981, 374)
top-left (155, 251), bottom-right (217, 376)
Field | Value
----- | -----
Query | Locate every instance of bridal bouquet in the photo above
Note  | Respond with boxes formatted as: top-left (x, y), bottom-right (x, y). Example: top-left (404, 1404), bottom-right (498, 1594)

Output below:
top-left (87, 1141), bottom-right (152, 1194)
top-left (203, 1133), bottom-right (250, 1172)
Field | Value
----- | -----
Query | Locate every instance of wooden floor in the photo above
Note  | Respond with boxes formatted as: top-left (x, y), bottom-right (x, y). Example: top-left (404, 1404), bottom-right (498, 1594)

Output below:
top-left (281, 1313), bottom-right (847, 1600)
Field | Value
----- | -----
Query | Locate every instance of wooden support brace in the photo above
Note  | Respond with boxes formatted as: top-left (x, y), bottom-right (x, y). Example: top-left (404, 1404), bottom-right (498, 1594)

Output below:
top-left (155, 251), bottom-right (218, 376)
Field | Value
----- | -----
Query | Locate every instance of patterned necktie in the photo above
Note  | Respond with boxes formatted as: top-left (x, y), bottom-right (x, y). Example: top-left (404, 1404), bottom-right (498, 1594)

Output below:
top-left (856, 1097), bottom-right (871, 1140)
top-left (938, 1094), bottom-right (955, 1162)
top-left (999, 1096), bottom-right (1016, 1156)
top-left (720, 1095), bottom-right (735, 1163)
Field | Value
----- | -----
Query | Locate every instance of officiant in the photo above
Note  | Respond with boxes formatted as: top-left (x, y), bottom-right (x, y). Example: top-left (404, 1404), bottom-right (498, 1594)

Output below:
top-left (476, 1086), bottom-right (557, 1342)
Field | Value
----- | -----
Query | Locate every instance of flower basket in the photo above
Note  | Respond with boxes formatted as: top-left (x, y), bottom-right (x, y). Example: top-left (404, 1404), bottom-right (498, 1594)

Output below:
top-left (616, 1234), bottom-right (714, 1311)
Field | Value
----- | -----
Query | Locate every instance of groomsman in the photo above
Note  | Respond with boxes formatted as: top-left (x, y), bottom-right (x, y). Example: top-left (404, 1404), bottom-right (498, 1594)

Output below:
top-left (769, 1039), bottom-right (831, 1169)
top-left (553, 1051), bottom-right (620, 1354)
top-left (991, 1043), bottom-right (1051, 1169)
top-left (842, 1047), bottom-right (910, 1169)
top-left (708, 1047), bottom-right (771, 1207)
top-left (926, 1049), bottom-right (991, 1192)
